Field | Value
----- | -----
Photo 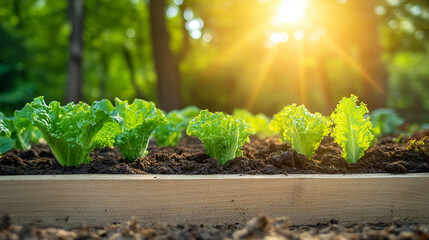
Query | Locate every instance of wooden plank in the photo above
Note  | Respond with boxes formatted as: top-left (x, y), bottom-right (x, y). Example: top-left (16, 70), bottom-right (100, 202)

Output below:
top-left (0, 174), bottom-right (428, 227)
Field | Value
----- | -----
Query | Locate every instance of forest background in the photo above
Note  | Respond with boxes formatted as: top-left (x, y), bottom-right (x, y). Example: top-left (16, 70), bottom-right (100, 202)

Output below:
top-left (0, 0), bottom-right (428, 123)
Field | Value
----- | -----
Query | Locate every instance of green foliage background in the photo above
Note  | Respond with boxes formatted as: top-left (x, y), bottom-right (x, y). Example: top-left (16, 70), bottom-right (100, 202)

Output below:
top-left (0, 0), bottom-right (428, 122)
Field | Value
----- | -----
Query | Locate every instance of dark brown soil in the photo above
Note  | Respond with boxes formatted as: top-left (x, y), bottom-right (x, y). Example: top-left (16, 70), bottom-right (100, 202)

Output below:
top-left (1, 214), bottom-right (428, 240)
top-left (1, 134), bottom-right (428, 175)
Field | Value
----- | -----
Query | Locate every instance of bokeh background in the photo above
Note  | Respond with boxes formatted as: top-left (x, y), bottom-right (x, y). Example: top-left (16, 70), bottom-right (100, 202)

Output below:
top-left (0, 0), bottom-right (428, 122)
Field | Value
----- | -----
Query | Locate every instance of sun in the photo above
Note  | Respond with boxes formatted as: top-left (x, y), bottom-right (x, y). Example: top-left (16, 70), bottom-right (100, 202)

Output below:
top-left (272, 0), bottom-right (309, 25)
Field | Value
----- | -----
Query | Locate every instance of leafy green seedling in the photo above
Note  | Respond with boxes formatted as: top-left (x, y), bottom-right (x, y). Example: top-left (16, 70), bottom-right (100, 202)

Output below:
top-left (186, 110), bottom-right (254, 165)
top-left (114, 98), bottom-right (167, 160)
top-left (269, 104), bottom-right (330, 159)
top-left (0, 119), bottom-right (14, 156)
top-left (370, 108), bottom-right (404, 136)
top-left (233, 109), bottom-right (274, 138)
top-left (14, 96), bottom-right (121, 166)
top-left (331, 95), bottom-right (374, 163)
top-left (0, 111), bottom-right (43, 151)
top-left (406, 137), bottom-right (429, 157)
top-left (153, 106), bottom-right (200, 147)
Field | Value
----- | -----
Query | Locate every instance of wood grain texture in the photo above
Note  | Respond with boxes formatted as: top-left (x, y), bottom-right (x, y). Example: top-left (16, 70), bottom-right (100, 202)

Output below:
top-left (0, 174), bottom-right (428, 227)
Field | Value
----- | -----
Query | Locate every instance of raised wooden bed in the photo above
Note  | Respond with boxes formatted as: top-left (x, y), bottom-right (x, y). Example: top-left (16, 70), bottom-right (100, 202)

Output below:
top-left (0, 173), bottom-right (428, 227)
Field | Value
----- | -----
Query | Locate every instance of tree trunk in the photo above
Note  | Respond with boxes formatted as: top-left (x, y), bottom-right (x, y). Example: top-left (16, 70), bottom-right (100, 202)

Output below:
top-left (149, 0), bottom-right (182, 111)
top-left (66, 0), bottom-right (84, 103)
top-left (356, 0), bottom-right (388, 110)
top-left (122, 45), bottom-right (144, 99)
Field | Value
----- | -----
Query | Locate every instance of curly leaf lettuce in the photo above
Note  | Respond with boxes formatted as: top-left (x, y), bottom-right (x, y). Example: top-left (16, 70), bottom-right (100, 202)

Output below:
top-left (233, 109), bottom-right (273, 138)
top-left (93, 122), bottom-right (122, 149)
top-left (0, 111), bottom-right (43, 151)
top-left (14, 97), bottom-right (121, 166)
top-left (153, 111), bottom-right (185, 147)
top-left (114, 98), bottom-right (167, 160)
top-left (370, 108), bottom-right (404, 136)
top-left (186, 110), bottom-right (254, 165)
top-left (153, 106), bottom-right (200, 147)
top-left (331, 95), bottom-right (374, 163)
top-left (269, 105), bottom-right (330, 159)
top-left (0, 119), bottom-right (14, 155)
top-left (178, 106), bottom-right (200, 121)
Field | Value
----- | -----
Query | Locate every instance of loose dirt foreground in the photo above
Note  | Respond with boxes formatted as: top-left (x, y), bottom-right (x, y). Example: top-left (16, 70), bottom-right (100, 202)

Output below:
top-left (1, 214), bottom-right (428, 240)
top-left (1, 135), bottom-right (428, 175)
top-left (1, 135), bottom-right (429, 239)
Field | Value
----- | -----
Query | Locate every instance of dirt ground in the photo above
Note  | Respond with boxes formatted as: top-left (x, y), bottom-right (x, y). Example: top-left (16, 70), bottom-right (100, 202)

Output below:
top-left (1, 214), bottom-right (428, 240)
top-left (1, 134), bottom-right (428, 175)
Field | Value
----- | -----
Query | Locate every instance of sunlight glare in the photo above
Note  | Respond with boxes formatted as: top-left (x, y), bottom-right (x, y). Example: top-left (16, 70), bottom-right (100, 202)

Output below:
top-left (202, 32), bottom-right (213, 42)
top-left (269, 32), bottom-right (289, 44)
top-left (190, 30), bottom-right (202, 39)
top-left (294, 30), bottom-right (304, 40)
top-left (173, 0), bottom-right (183, 6)
top-left (184, 8), bottom-right (194, 21)
top-left (186, 18), bottom-right (204, 31)
top-left (273, 0), bottom-right (308, 25)
top-left (126, 28), bottom-right (136, 38)
top-left (166, 5), bottom-right (179, 18)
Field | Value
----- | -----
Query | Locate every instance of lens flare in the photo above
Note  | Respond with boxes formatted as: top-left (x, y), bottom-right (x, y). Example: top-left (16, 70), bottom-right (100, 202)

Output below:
top-left (273, 0), bottom-right (308, 25)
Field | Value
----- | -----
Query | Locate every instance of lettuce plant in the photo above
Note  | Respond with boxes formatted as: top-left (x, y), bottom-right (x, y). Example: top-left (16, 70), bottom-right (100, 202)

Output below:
top-left (331, 95), bottom-right (374, 163)
top-left (114, 98), bottom-right (167, 160)
top-left (14, 97), bottom-right (121, 166)
top-left (233, 109), bottom-right (273, 138)
top-left (153, 106), bottom-right (200, 147)
top-left (0, 111), bottom-right (43, 150)
top-left (92, 122), bottom-right (122, 149)
top-left (186, 110), bottom-right (254, 165)
top-left (370, 108), bottom-right (404, 136)
top-left (269, 104), bottom-right (330, 159)
top-left (0, 119), bottom-right (14, 156)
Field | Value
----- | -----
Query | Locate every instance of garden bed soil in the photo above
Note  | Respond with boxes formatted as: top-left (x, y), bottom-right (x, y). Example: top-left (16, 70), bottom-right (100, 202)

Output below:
top-left (1, 135), bottom-right (428, 175)
top-left (1, 214), bottom-right (428, 240)
top-left (1, 135), bottom-right (429, 175)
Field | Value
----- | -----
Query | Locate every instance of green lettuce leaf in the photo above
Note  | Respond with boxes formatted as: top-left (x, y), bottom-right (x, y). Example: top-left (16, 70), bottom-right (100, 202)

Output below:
top-left (331, 95), bottom-right (374, 163)
top-left (93, 122), bottom-right (122, 149)
top-left (0, 111), bottom-right (43, 150)
top-left (233, 109), bottom-right (274, 138)
top-left (14, 96), bottom-right (120, 166)
top-left (186, 110), bottom-right (254, 165)
top-left (269, 104), bottom-right (330, 159)
top-left (153, 106), bottom-right (200, 147)
top-left (114, 98), bottom-right (167, 160)
top-left (0, 119), bottom-right (14, 155)
top-left (179, 106), bottom-right (200, 121)
top-left (370, 108), bottom-right (404, 136)
top-left (0, 119), bottom-right (11, 138)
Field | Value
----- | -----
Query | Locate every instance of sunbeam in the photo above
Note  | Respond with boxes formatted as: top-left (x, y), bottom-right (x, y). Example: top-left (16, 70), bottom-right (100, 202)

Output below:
top-left (322, 34), bottom-right (386, 95)
top-left (298, 40), bottom-right (307, 105)
top-left (246, 50), bottom-right (278, 110)
top-left (203, 23), bottom-right (268, 76)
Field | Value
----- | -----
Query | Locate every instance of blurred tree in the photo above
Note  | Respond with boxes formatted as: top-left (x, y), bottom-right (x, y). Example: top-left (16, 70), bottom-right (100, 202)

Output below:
top-left (0, 24), bottom-right (31, 115)
top-left (149, 0), bottom-right (182, 111)
top-left (356, 0), bottom-right (388, 110)
top-left (0, 0), bottom-right (428, 123)
top-left (83, 0), bottom-right (157, 103)
top-left (66, 0), bottom-right (84, 103)
top-left (378, 0), bottom-right (429, 122)
top-left (0, 0), bottom-right (68, 113)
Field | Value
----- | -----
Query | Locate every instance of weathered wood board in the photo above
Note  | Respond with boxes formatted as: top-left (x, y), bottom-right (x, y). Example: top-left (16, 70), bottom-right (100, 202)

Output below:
top-left (0, 174), bottom-right (428, 227)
